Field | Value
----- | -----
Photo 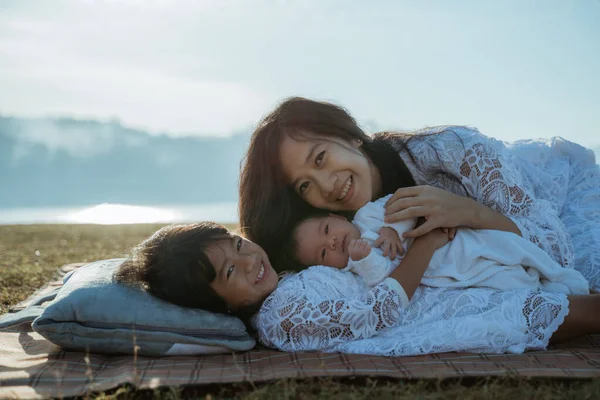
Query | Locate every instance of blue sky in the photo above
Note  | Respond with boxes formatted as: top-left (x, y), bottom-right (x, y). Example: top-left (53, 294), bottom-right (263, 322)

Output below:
top-left (0, 0), bottom-right (599, 147)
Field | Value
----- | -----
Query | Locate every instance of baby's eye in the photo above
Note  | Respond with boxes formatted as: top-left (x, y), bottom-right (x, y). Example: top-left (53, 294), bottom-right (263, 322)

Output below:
top-left (315, 151), bottom-right (325, 166)
top-left (321, 249), bottom-right (326, 261)
top-left (227, 265), bottom-right (234, 279)
top-left (299, 181), bottom-right (309, 194)
top-left (237, 238), bottom-right (242, 251)
top-left (325, 224), bottom-right (329, 235)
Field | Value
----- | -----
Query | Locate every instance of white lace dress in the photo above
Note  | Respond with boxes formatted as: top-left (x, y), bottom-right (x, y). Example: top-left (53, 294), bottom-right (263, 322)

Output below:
top-left (400, 126), bottom-right (600, 291)
top-left (253, 266), bottom-right (569, 355)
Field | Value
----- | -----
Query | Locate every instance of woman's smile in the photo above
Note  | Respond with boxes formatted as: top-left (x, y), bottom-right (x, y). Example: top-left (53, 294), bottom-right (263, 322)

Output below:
top-left (336, 175), bottom-right (354, 202)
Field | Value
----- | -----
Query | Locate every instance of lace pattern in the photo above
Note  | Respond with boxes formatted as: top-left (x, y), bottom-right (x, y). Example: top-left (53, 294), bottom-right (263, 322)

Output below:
top-left (255, 267), bottom-right (403, 351)
top-left (254, 266), bottom-right (569, 356)
top-left (401, 126), bottom-right (600, 289)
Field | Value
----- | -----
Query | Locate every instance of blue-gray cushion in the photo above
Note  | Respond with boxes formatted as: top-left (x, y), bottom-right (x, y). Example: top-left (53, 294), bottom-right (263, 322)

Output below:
top-left (31, 258), bottom-right (255, 356)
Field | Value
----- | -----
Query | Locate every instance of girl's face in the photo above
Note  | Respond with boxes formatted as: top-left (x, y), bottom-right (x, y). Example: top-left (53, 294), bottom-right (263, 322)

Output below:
top-left (208, 235), bottom-right (278, 311)
top-left (279, 132), bottom-right (382, 211)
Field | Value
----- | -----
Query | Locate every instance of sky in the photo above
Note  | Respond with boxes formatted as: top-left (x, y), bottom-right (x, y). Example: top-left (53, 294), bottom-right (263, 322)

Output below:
top-left (0, 0), bottom-right (599, 147)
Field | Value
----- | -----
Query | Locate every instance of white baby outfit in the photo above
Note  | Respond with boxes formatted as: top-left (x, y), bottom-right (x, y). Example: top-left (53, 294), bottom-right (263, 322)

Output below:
top-left (347, 194), bottom-right (589, 305)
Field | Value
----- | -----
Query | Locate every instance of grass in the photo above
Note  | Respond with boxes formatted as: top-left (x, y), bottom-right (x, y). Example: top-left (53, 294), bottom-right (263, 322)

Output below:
top-left (1, 224), bottom-right (599, 399)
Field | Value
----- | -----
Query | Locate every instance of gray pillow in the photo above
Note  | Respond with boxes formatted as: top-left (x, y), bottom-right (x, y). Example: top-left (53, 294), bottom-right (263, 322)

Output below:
top-left (31, 258), bottom-right (255, 356)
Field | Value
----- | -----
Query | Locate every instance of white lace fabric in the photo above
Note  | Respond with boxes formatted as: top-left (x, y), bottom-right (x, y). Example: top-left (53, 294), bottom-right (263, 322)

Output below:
top-left (401, 126), bottom-right (599, 290)
top-left (253, 267), bottom-right (569, 356)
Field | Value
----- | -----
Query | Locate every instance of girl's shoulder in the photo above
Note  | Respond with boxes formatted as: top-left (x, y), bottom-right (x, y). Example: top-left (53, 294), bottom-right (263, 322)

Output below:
top-left (262, 266), bottom-right (364, 308)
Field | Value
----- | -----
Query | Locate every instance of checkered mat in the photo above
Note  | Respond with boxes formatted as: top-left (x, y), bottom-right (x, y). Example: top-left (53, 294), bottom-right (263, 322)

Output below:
top-left (1, 264), bottom-right (599, 399)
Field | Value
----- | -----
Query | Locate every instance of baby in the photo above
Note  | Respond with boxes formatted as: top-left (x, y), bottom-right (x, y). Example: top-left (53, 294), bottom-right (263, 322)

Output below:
top-left (289, 195), bottom-right (589, 295)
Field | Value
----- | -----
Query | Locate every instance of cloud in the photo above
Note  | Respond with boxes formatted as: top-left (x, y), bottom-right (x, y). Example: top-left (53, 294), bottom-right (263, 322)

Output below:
top-left (0, 3), bottom-right (275, 136)
top-left (5, 117), bottom-right (139, 158)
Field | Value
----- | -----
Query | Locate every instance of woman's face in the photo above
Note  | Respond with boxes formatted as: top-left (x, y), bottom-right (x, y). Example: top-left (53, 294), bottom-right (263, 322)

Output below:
top-left (208, 235), bottom-right (278, 311)
top-left (279, 132), bottom-right (381, 211)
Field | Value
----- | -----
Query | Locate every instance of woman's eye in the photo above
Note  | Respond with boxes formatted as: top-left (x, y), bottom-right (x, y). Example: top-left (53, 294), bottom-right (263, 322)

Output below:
top-left (315, 151), bottom-right (325, 166)
top-left (227, 265), bottom-right (234, 279)
top-left (321, 249), bottom-right (326, 261)
top-left (237, 238), bottom-right (242, 251)
top-left (299, 181), bottom-right (309, 194)
top-left (325, 224), bottom-right (329, 235)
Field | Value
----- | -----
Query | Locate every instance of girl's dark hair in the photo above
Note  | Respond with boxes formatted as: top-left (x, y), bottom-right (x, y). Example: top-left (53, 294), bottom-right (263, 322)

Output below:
top-left (239, 97), bottom-right (465, 272)
top-left (114, 222), bottom-right (258, 326)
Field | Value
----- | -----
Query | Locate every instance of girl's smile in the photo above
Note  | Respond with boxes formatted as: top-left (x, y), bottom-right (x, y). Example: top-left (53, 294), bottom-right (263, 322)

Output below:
top-left (208, 236), bottom-right (278, 311)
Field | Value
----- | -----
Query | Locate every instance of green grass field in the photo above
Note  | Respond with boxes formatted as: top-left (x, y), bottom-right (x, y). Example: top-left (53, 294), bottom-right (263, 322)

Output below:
top-left (1, 224), bottom-right (598, 399)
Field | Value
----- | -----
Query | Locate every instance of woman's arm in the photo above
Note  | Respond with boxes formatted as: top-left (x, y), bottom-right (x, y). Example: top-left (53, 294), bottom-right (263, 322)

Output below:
top-left (387, 229), bottom-right (448, 301)
top-left (385, 127), bottom-right (572, 267)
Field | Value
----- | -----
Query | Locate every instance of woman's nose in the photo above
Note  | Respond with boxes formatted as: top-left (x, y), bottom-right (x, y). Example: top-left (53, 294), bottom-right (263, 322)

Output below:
top-left (315, 170), bottom-right (336, 197)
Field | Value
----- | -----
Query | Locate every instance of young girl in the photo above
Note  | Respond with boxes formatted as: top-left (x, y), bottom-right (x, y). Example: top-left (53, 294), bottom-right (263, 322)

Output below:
top-left (283, 194), bottom-right (589, 305)
top-left (115, 222), bottom-right (600, 356)
top-left (238, 98), bottom-right (600, 293)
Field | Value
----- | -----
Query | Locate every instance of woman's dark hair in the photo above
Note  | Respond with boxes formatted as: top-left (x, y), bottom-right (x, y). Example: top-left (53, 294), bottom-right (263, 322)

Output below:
top-left (239, 97), bottom-right (465, 272)
top-left (113, 222), bottom-right (259, 326)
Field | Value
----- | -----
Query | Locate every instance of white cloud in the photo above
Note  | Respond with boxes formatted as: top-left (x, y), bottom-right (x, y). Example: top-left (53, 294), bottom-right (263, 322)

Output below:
top-left (0, 2), bottom-right (275, 136)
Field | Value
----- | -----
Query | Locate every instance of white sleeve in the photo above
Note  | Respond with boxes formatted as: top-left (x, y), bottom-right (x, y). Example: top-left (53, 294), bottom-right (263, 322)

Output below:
top-left (347, 251), bottom-right (405, 297)
top-left (353, 195), bottom-right (418, 240)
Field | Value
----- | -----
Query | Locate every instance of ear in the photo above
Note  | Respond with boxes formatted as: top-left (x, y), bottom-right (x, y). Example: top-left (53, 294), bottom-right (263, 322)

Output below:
top-left (328, 213), bottom-right (348, 221)
top-left (351, 138), bottom-right (363, 149)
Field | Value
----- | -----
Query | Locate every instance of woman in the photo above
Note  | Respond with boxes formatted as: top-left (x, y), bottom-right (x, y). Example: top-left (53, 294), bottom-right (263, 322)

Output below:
top-left (116, 222), bottom-right (600, 356)
top-left (239, 97), bottom-right (600, 292)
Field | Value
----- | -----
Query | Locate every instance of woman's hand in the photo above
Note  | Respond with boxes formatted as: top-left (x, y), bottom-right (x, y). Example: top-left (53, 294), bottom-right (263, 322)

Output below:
top-left (441, 227), bottom-right (458, 240)
top-left (384, 185), bottom-right (484, 238)
top-left (422, 228), bottom-right (451, 250)
top-left (374, 227), bottom-right (404, 260)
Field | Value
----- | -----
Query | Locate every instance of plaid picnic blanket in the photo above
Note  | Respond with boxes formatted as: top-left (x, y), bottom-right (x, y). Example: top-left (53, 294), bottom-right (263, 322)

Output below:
top-left (1, 264), bottom-right (599, 399)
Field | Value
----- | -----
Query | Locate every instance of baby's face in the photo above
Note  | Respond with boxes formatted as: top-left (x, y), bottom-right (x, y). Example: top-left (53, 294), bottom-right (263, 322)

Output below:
top-left (294, 214), bottom-right (362, 269)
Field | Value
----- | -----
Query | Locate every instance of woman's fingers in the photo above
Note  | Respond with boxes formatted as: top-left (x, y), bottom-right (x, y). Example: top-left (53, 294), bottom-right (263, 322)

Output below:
top-left (384, 206), bottom-right (428, 223)
top-left (384, 186), bottom-right (426, 207)
top-left (403, 220), bottom-right (436, 239)
top-left (449, 227), bottom-right (458, 240)
top-left (384, 197), bottom-right (422, 216)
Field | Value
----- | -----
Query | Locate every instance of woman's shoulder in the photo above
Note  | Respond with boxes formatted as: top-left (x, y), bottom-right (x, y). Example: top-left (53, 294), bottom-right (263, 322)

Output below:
top-left (411, 125), bottom-right (485, 141)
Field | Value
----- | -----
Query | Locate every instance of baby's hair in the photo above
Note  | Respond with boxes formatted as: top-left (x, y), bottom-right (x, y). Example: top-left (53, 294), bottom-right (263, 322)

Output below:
top-left (114, 222), bottom-right (232, 314)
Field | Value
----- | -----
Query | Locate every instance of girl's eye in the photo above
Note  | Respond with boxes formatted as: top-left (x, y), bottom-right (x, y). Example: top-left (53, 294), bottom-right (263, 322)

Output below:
top-left (315, 151), bottom-right (325, 166)
top-left (299, 181), bottom-right (309, 194)
top-left (227, 265), bottom-right (234, 279)
top-left (325, 224), bottom-right (329, 235)
top-left (237, 238), bottom-right (242, 251)
top-left (321, 249), bottom-right (326, 261)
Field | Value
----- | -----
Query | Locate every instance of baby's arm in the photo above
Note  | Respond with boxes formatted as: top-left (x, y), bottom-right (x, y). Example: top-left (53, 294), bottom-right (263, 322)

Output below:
top-left (347, 239), bottom-right (398, 287)
top-left (353, 194), bottom-right (417, 256)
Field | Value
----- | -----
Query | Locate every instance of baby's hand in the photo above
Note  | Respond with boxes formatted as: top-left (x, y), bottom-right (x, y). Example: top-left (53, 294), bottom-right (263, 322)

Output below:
top-left (374, 226), bottom-right (404, 260)
top-left (348, 239), bottom-right (372, 261)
